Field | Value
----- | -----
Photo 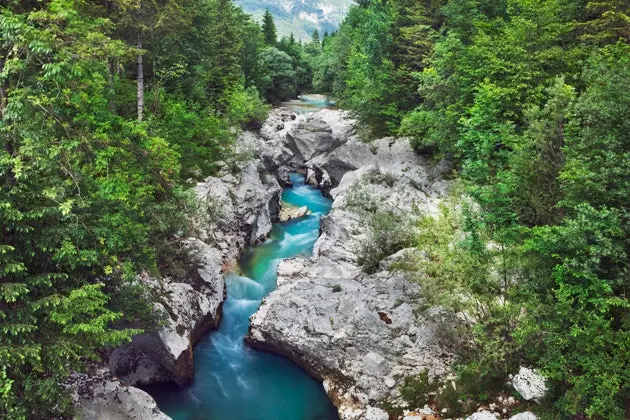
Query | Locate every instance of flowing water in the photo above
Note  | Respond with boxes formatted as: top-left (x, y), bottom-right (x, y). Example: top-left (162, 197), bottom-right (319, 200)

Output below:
top-left (280, 94), bottom-right (336, 114)
top-left (149, 173), bottom-right (339, 420)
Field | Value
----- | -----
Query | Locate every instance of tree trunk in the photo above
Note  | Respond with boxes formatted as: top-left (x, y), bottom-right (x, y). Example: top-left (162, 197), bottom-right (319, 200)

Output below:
top-left (137, 31), bottom-right (144, 122)
top-left (106, 0), bottom-right (116, 113)
top-left (0, 55), bottom-right (15, 187)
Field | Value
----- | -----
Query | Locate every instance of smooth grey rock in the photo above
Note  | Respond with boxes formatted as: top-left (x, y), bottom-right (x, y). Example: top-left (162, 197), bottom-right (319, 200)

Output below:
top-left (307, 141), bottom-right (376, 187)
top-left (247, 111), bottom-right (454, 420)
top-left (197, 161), bottom-right (282, 248)
top-left (512, 367), bottom-right (547, 401)
top-left (286, 130), bottom-right (343, 162)
top-left (279, 205), bottom-right (309, 222)
top-left (363, 352), bottom-right (389, 376)
top-left (109, 239), bottom-right (225, 386)
top-left (299, 118), bottom-right (333, 133)
top-left (72, 368), bottom-right (171, 420)
top-left (510, 412), bottom-right (537, 420)
top-left (309, 109), bottom-right (358, 141)
top-left (466, 412), bottom-right (499, 420)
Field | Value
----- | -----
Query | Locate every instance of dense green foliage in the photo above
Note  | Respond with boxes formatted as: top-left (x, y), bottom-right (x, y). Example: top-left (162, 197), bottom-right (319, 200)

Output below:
top-left (258, 12), bottom-right (325, 103)
top-left (0, 0), bottom-right (279, 417)
top-left (317, 0), bottom-right (629, 417)
top-left (2, 0), bottom-right (628, 418)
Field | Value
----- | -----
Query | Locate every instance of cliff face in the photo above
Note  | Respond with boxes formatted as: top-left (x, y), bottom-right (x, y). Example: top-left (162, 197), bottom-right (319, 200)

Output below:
top-left (235, 0), bottom-right (353, 41)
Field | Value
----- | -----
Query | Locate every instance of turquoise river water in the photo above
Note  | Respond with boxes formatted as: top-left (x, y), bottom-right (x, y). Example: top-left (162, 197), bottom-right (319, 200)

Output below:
top-left (280, 94), bottom-right (335, 114)
top-left (149, 173), bottom-right (339, 420)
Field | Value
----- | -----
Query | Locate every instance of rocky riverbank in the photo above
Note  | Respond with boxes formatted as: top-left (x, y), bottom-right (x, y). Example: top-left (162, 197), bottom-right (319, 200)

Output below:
top-left (73, 107), bottom-right (539, 420)
top-left (246, 109), bottom-right (456, 420)
top-left (73, 110), bottom-right (301, 419)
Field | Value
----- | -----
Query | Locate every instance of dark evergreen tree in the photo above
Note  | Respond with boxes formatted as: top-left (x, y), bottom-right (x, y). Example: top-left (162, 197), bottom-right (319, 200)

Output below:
top-left (262, 9), bottom-right (277, 46)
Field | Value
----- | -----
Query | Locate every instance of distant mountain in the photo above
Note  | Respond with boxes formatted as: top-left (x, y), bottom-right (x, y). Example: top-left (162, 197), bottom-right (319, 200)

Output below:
top-left (235, 0), bottom-right (354, 42)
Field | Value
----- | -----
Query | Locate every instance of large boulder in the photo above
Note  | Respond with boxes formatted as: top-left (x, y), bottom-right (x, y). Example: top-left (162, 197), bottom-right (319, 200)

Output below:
top-left (285, 119), bottom-right (345, 162)
top-left (309, 109), bottom-right (358, 142)
top-left (109, 240), bottom-right (225, 386)
top-left (260, 108), bottom-right (305, 142)
top-left (512, 367), bottom-right (547, 401)
top-left (72, 367), bottom-right (171, 420)
top-left (286, 130), bottom-right (343, 162)
top-left (307, 141), bottom-right (376, 187)
top-left (247, 265), bottom-right (451, 419)
top-left (195, 161), bottom-right (282, 248)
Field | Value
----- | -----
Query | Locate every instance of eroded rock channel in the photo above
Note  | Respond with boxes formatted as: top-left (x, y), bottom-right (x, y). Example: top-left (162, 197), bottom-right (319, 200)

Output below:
top-left (73, 104), bottom-right (454, 420)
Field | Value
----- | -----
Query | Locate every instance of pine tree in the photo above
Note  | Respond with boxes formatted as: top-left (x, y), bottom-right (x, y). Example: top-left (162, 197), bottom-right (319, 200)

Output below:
top-left (262, 9), bottom-right (277, 46)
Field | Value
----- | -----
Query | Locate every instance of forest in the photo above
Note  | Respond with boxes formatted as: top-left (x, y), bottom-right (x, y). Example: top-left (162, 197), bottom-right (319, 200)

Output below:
top-left (1, 0), bottom-right (628, 419)
top-left (316, 0), bottom-right (628, 418)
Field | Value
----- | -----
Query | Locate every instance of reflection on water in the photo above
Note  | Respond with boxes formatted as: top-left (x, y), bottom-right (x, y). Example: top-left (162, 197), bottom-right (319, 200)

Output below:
top-left (147, 174), bottom-right (338, 420)
top-left (280, 94), bottom-right (336, 114)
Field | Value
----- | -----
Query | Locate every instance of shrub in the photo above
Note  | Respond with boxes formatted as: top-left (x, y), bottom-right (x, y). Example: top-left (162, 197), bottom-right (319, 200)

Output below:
top-left (357, 210), bottom-right (417, 274)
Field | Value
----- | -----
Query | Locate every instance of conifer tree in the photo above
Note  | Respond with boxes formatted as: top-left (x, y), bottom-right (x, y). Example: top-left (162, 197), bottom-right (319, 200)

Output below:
top-left (262, 9), bottom-right (277, 45)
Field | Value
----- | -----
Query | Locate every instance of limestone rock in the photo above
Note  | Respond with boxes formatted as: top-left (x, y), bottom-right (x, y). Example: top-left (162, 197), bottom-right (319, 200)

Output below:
top-left (466, 412), bottom-right (499, 420)
top-left (109, 123), bottom-right (284, 389)
top-left (299, 118), bottom-right (333, 133)
top-left (279, 204), bottom-right (309, 222)
top-left (286, 129), bottom-right (343, 162)
top-left (109, 240), bottom-right (225, 386)
top-left (71, 367), bottom-right (171, 420)
top-left (196, 161), bottom-right (282, 248)
top-left (509, 412), bottom-right (537, 420)
top-left (307, 141), bottom-right (376, 187)
top-left (260, 108), bottom-right (304, 142)
top-left (284, 118), bottom-right (347, 163)
top-left (512, 367), bottom-right (547, 401)
top-left (246, 111), bottom-right (456, 419)
top-left (309, 109), bottom-right (358, 141)
top-left (362, 352), bottom-right (389, 376)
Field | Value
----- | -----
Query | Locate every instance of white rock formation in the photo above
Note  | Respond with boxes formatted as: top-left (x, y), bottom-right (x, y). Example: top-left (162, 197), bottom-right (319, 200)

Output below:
top-left (509, 412), bottom-right (538, 420)
top-left (71, 368), bottom-right (171, 420)
top-left (512, 367), bottom-right (548, 401)
top-left (247, 114), bottom-right (454, 419)
top-left (466, 411), bottom-right (499, 420)
top-left (105, 119), bottom-right (289, 392)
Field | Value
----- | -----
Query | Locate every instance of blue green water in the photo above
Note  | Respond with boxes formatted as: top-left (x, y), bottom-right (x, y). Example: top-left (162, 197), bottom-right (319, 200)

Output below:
top-left (280, 95), bottom-right (336, 114)
top-left (149, 173), bottom-right (338, 420)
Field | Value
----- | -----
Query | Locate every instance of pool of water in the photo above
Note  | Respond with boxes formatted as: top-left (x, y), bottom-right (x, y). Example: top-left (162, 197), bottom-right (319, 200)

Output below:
top-left (280, 94), bottom-right (336, 114)
top-left (148, 173), bottom-right (338, 420)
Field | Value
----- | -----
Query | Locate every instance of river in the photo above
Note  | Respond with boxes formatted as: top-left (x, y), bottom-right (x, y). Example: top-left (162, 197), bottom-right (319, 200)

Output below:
top-left (280, 94), bottom-right (335, 114)
top-left (149, 171), bottom-right (339, 420)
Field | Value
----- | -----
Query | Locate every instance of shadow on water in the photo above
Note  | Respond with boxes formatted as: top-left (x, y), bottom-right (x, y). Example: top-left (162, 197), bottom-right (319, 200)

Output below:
top-left (146, 173), bottom-right (339, 420)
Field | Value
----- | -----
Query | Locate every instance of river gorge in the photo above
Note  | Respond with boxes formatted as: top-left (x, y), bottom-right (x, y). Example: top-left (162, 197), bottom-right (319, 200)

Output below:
top-left (149, 172), bottom-right (339, 419)
top-left (74, 99), bottom-right (457, 419)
